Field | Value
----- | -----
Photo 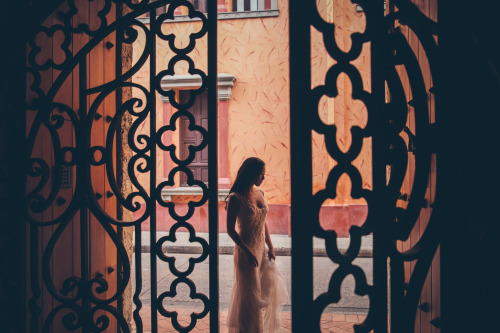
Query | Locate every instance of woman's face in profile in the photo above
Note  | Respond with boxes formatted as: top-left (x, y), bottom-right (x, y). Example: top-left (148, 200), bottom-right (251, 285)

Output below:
top-left (254, 166), bottom-right (266, 186)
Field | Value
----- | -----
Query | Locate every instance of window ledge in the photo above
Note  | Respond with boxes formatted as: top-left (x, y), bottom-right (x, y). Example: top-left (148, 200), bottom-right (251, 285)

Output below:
top-left (137, 9), bottom-right (279, 24)
top-left (161, 187), bottom-right (230, 202)
top-left (160, 73), bottom-right (236, 102)
top-left (217, 9), bottom-right (279, 20)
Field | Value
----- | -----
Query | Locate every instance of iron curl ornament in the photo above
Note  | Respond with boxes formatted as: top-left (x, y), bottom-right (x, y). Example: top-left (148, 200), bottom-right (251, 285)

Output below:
top-left (25, 0), bottom-right (216, 332)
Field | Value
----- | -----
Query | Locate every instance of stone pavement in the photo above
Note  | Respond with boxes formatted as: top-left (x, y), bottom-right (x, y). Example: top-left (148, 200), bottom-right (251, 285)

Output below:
top-left (131, 306), bottom-right (368, 332)
top-left (130, 231), bottom-right (372, 332)
top-left (135, 231), bottom-right (373, 257)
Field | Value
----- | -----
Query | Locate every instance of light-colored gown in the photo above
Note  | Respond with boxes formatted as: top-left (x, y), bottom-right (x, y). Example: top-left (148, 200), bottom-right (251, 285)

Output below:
top-left (227, 189), bottom-right (289, 333)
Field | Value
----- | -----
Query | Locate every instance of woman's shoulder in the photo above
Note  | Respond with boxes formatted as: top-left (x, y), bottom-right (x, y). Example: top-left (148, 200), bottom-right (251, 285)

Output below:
top-left (226, 192), bottom-right (242, 212)
top-left (228, 191), bottom-right (243, 203)
top-left (228, 191), bottom-right (240, 198)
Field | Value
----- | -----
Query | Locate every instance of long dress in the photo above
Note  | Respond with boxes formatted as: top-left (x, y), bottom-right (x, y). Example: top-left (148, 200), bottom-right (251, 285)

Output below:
top-left (226, 189), bottom-right (289, 333)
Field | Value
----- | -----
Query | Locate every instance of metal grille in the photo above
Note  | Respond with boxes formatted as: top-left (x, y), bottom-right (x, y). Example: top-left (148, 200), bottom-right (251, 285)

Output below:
top-left (290, 0), bottom-right (438, 331)
top-left (25, 0), bottom-right (218, 332)
top-left (25, 0), bottom-right (439, 331)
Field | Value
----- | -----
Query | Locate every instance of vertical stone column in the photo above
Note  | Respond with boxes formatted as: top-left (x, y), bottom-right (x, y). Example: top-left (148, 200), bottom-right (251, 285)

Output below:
top-left (218, 99), bottom-right (230, 189)
top-left (217, 74), bottom-right (236, 189)
top-left (117, 1), bottom-right (134, 329)
top-left (218, 0), bottom-right (228, 12)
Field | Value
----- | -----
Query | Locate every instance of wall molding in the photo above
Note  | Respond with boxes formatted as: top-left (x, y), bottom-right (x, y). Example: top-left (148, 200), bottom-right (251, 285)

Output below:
top-left (160, 73), bottom-right (236, 101)
top-left (137, 9), bottom-right (279, 24)
top-left (161, 186), bottom-right (230, 202)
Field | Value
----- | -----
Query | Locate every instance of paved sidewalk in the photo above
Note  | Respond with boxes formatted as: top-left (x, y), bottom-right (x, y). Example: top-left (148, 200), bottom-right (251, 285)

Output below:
top-left (134, 231), bottom-right (373, 257)
top-left (129, 233), bottom-right (372, 332)
top-left (131, 307), bottom-right (368, 333)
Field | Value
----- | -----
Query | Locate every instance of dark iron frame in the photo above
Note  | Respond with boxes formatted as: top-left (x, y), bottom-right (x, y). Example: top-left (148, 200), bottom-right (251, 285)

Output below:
top-left (25, 0), bottom-right (218, 332)
top-left (24, 0), bottom-right (439, 332)
top-left (290, 0), bottom-right (439, 332)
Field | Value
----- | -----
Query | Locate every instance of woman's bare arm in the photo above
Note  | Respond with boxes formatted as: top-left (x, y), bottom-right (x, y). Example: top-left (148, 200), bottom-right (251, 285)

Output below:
top-left (226, 195), bottom-right (258, 266)
top-left (265, 223), bottom-right (275, 260)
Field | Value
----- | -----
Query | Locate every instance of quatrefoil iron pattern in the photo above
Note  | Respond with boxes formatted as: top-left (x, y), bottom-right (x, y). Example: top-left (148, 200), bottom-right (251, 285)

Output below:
top-left (156, 223), bottom-right (209, 276)
top-left (291, 0), bottom-right (438, 331)
top-left (25, 0), bottom-right (216, 332)
top-left (25, 0), bottom-right (439, 331)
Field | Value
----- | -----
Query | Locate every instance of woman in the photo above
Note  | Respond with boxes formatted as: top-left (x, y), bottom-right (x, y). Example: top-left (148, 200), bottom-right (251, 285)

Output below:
top-left (226, 157), bottom-right (288, 333)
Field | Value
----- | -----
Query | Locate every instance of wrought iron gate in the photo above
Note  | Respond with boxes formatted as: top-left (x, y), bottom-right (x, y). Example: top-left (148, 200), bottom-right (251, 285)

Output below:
top-left (26, 0), bottom-right (218, 332)
top-left (289, 0), bottom-right (438, 332)
top-left (25, 0), bottom-right (439, 332)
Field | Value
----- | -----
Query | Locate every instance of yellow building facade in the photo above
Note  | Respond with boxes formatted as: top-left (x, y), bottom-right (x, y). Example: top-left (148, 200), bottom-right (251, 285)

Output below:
top-left (133, 0), bottom-right (371, 236)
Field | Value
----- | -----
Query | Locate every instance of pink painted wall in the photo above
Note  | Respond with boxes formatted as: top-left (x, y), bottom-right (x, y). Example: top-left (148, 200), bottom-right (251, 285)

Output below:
top-left (132, 0), bottom-right (371, 236)
top-left (134, 203), bottom-right (367, 237)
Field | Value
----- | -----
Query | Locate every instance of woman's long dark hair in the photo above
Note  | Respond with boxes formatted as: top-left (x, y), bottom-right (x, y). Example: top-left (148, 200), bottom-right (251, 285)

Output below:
top-left (225, 157), bottom-right (265, 209)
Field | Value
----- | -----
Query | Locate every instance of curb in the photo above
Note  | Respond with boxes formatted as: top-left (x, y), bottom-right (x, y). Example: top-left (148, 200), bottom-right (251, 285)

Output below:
top-left (135, 245), bottom-right (373, 257)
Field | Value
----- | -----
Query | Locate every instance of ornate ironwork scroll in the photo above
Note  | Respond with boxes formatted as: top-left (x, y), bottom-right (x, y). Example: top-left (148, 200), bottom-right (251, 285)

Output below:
top-left (385, 0), bottom-right (439, 331)
top-left (290, 0), bottom-right (438, 331)
top-left (25, 0), bottom-right (218, 332)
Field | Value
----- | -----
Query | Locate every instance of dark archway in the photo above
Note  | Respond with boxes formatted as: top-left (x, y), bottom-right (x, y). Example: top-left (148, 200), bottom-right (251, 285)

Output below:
top-left (1, 0), bottom-right (500, 332)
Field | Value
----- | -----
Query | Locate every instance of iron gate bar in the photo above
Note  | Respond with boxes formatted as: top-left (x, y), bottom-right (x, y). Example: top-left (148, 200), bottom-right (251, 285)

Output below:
top-left (368, 1), bottom-right (389, 332)
top-left (23, 0), bottom-right (441, 331)
top-left (149, 7), bottom-right (158, 332)
top-left (29, 226), bottom-right (40, 332)
top-left (206, 0), bottom-right (219, 331)
top-left (289, 0), bottom-right (313, 331)
top-left (79, 58), bottom-right (90, 333)
top-left (25, 1), bottom-right (216, 331)
top-left (290, 0), bottom-right (391, 331)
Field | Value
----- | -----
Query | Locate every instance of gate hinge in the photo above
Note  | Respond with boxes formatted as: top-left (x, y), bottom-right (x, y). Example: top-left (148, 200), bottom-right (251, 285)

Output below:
top-left (430, 317), bottom-right (441, 328)
top-left (418, 302), bottom-right (430, 312)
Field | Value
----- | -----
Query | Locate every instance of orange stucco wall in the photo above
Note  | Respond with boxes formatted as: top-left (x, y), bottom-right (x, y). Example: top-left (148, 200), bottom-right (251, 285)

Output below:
top-left (133, 0), bottom-right (371, 207)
